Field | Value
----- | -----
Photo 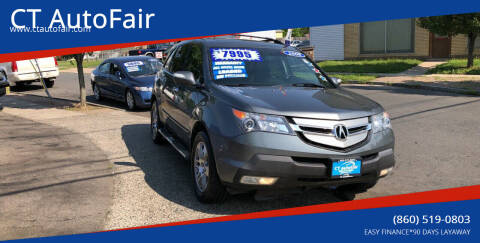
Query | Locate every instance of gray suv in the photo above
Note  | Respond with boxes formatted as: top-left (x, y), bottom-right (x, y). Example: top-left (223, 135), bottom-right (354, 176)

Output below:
top-left (150, 38), bottom-right (395, 203)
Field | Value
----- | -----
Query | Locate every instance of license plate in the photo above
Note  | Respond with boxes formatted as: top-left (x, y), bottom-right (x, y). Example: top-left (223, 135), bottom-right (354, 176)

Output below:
top-left (155, 52), bottom-right (163, 58)
top-left (332, 159), bottom-right (361, 178)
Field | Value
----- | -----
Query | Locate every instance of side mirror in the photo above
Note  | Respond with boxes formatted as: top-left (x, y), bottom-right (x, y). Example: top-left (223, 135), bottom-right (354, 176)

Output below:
top-left (331, 77), bottom-right (342, 86)
top-left (173, 71), bottom-right (196, 87)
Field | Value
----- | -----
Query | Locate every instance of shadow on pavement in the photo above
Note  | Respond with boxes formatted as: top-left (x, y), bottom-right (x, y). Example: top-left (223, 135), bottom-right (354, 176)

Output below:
top-left (10, 84), bottom-right (45, 93)
top-left (120, 123), bottom-right (343, 215)
top-left (1, 93), bottom-right (77, 110)
top-left (86, 95), bottom-right (149, 113)
top-left (0, 113), bottom-right (113, 240)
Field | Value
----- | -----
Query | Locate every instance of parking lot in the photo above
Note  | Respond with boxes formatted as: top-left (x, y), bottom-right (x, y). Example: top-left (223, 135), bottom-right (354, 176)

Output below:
top-left (1, 70), bottom-right (480, 239)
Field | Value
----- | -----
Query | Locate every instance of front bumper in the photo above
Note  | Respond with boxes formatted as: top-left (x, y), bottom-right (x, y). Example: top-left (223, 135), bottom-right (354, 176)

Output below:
top-left (211, 129), bottom-right (395, 190)
top-left (132, 90), bottom-right (152, 108)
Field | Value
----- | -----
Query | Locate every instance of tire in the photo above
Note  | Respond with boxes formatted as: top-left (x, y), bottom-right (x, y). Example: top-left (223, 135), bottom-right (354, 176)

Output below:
top-left (92, 83), bottom-right (102, 101)
top-left (150, 99), bottom-right (164, 144)
top-left (45, 79), bottom-right (54, 88)
top-left (125, 89), bottom-right (136, 110)
top-left (191, 131), bottom-right (227, 203)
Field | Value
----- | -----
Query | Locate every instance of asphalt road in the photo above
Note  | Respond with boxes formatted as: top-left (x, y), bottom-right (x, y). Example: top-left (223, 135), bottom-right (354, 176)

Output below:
top-left (5, 71), bottom-right (480, 232)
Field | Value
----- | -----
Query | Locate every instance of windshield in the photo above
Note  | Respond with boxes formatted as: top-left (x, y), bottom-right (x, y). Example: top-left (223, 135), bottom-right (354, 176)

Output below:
top-left (123, 59), bottom-right (160, 77)
top-left (209, 47), bottom-right (334, 88)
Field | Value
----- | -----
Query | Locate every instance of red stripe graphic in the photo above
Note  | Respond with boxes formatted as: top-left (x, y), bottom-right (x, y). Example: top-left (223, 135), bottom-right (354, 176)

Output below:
top-left (103, 185), bottom-right (480, 232)
top-left (0, 34), bottom-right (232, 63)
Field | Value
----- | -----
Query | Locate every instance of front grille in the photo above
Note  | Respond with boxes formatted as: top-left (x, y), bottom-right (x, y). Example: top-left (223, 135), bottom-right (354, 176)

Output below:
top-left (349, 125), bottom-right (367, 134)
top-left (290, 116), bottom-right (371, 150)
top-left (299, 126), bottom-right (331, 134)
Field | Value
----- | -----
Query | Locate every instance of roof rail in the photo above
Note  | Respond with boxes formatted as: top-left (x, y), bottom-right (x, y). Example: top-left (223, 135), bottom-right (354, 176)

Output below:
top-left (232, 34), bottom-right (285, 45)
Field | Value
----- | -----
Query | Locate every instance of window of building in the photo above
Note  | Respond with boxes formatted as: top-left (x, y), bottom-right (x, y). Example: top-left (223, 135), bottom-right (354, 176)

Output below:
top-left (360, 19), bottom-right (415, 54)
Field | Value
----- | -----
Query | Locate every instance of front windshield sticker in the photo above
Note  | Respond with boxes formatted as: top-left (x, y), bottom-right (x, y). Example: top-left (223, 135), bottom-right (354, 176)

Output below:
top-left (124, 61), bottom-right (144, 67)
top-left (212, 61), bottom-right (247, 80)
top-left (283, 50), bottom-right (305, 57)
top-left (126, 66), bottom-right (140, 72)
top-left (211, 48), bottom-right (262, 62)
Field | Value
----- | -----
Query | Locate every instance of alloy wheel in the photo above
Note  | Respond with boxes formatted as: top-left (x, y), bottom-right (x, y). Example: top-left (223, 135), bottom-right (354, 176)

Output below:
top-left (126, 91), bottom-right (135, 109)
top-left (93, 84), bottom-right (101, 100)
top-left (194, 142), bottom-right (209, 192)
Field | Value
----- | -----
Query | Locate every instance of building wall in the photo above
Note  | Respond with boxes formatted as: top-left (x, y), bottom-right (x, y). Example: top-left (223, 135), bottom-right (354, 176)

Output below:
top-left (310, 25), bottom-right (344, 60)
top-left (451, 35), bottom-right (480, 57)
top-left (344, 21), bottom-right (430, 59)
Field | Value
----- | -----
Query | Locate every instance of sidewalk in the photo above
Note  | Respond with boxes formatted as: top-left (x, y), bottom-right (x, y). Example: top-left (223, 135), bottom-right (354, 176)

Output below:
top-left (0, 94), bottom-right (148, 240)
top-left (334, 60), bottom-right (480, 95)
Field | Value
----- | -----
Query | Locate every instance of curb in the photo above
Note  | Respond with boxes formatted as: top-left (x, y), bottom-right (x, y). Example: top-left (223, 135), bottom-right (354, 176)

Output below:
top-left (345, 81), bottom-right (480, 96)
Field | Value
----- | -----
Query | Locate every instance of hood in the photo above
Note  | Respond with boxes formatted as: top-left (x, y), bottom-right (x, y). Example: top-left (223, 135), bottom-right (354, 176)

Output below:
top-left (128, 75), bottom-right (155, 87)
top-left (211, 85), bottom-right (383, 120)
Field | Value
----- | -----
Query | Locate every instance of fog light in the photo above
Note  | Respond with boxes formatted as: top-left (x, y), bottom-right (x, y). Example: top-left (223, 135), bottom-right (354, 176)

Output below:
top-left (380, 167), bottom-right (393, 177)
top-left (240, 176), bottom-right (278, 185)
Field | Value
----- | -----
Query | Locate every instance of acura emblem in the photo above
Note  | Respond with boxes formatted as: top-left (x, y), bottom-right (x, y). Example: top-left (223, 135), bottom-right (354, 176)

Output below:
top-left (333, 124), bottom-right (349, 140)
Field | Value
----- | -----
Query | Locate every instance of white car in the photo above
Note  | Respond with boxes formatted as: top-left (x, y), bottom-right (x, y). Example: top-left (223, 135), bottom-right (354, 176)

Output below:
top-left (0, 57), bottom-right (59, 88)
top-left (290, 40), bottom-right (302, 47)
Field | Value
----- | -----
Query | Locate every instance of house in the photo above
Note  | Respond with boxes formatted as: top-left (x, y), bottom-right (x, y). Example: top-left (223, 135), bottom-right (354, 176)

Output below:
top-left (310, 18), bottom-right (480, 61)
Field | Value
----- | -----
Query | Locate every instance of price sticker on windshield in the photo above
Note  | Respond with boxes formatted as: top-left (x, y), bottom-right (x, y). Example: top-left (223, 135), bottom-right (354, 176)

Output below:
top-left (211, 48), bottom-right (262, 62)
top-left (126, 66), bottom-right (140, 72)
top-left (283, 50), bottom-right (305, 57)
top-left (124, 61), bottom-right (144, 67)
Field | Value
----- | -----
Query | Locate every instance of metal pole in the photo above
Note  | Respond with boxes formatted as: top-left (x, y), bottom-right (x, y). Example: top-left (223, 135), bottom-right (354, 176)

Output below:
top-left (30, 59), bottom-right (52, 98)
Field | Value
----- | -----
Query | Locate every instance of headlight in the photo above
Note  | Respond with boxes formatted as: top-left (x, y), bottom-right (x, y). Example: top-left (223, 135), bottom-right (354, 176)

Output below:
top-left (134, 86), bottom-right (153, 92)
top-left (232, 108), bottom-right (293, 135)
top-left (371, 112), bottom-right (391, 133)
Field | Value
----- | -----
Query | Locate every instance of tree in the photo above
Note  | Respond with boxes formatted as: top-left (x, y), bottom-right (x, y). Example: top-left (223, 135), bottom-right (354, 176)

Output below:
top-left (282, 27), bottom-right (309, 38)
top-left (417, 13), bottom-right (480, 68)
top-left (62, 53), bottom-right (87, 109)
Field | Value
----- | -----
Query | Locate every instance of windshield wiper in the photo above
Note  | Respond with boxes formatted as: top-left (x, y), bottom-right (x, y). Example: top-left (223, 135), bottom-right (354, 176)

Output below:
top-left (290, 83), bottom-right (325, 88)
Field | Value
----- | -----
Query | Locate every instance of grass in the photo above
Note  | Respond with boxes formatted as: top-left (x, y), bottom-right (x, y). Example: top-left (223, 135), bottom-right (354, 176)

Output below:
top-left (426, 58), bottom-right (480, 75)
top-left (330, 74), bottom-right (377, 83)
top-left (318, 59), bottom-right (422, 73)
top-left (58, 59), bottom-right (103, 70)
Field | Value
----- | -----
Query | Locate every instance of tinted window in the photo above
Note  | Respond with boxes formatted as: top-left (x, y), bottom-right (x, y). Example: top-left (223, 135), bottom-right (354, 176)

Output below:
top-left (99, 63), bottom-right (111, 74)
top-left (209, 47), bottom-right (334, 88)
top-left (163, 46), bottom-right (177, 71)
top-left (169, 46), bottom-right (188, 73)
top-left (111, 63), bottom-right (121, 75)
top-left (184, 44), bottom-right (204, 82)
